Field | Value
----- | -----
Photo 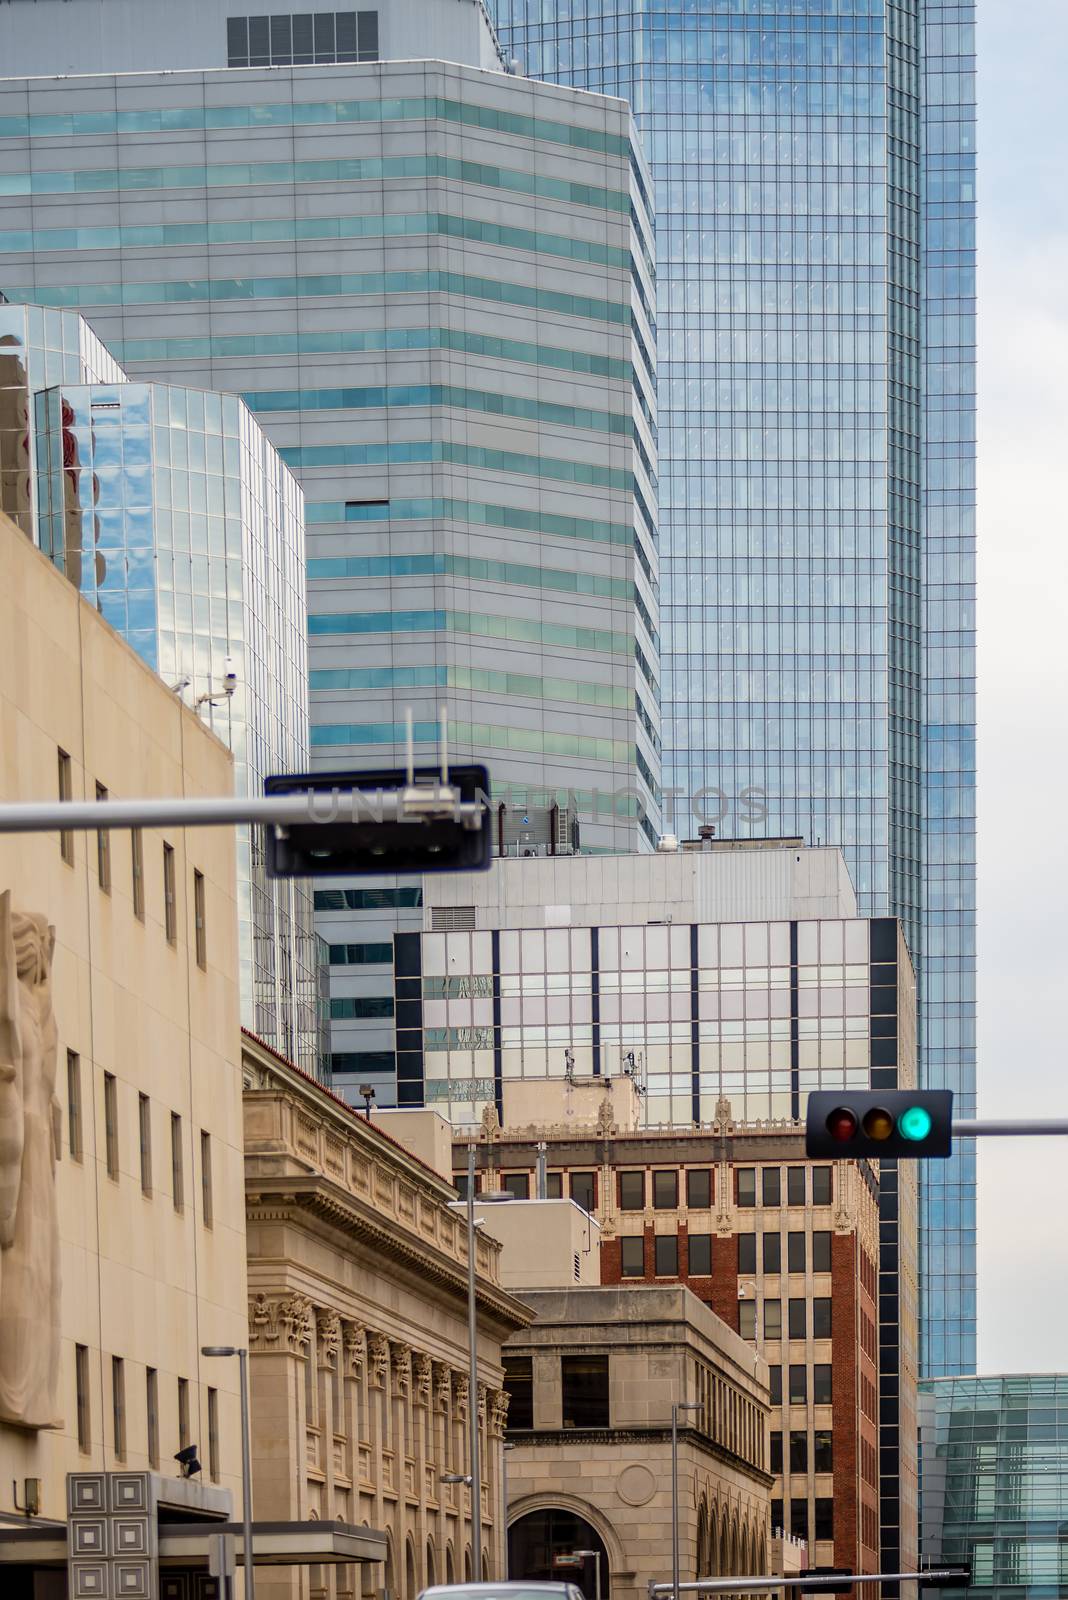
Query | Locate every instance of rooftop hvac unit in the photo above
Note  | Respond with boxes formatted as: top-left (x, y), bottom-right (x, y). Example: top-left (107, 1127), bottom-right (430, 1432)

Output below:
top-left (495, 804), bottom-right (580, 858)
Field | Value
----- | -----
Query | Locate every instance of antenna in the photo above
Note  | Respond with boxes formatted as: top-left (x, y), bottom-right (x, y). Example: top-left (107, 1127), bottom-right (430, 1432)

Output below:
top-left (404, 707), bottom-right (415, 787)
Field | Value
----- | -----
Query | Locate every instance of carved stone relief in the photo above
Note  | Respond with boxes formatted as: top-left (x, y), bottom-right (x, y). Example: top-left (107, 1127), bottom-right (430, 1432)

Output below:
top-left (452, 1373), bottom-right (469, 1419)
top-left (316, 1310), bottom-right (342, 1367)
top-left (248, 1292), bottom-right (314, 1355)
top-left (414, 1352), bottom-right (433, 1405)
top-left (0, 893), bottom-right (61, 1429)
top-left (489, 1388), bottom-right (510, 1439)
top-left (342, 1321), bottom-right (366, 1378)
top-left (368, 1334), bottom-right (390, 1387)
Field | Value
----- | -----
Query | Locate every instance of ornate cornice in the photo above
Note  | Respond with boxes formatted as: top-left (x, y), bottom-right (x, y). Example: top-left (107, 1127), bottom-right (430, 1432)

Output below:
top-left (246, 1178), bottom-right (531, 1333)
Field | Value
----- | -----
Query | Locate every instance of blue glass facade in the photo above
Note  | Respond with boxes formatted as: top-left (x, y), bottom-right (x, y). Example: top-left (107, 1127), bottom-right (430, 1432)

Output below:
top-left (490, 0), bottom-right (976, 1379)
top-left (919, 1375), bottom-right (1068, 1595)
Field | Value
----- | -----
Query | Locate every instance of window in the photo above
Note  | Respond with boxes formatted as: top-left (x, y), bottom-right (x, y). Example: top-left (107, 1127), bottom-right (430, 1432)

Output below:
top-left (138, 1093), bottom-right (152, 1196)
top-left (502, 1355), bottom-right (533, 1430)
top-left (76, 1344), bottom-right (91, 1452)
top-left (546, 1172), bottom-right (563, 1199)
top-left (787, 1232), bottom-right (806, 1273)
top-left (131, 829), bottom-right (145, 920)
top-left (226, 10), bottom-right (379, 66)
top-left (653, 1170), bottom-right (678, 1209)
top-left (112, 1356), bottom-right (126, 1459)
top-left (208, 1387), bottom-right (220, 1481)
top-left (688, 1234), bottom-right (711, 1275)
top-left (738, 1300), bottom-right (757, 1340)
top-left (146, 1368), bottom-right (159, 1467)
top-left (789, 1429), bottom-right (808, 1472)
top-left (788, 1299), bottom-right (806, 1339)
top-left (814, 1430), bottom-right (833, 1472)
top-left (686, 1169), bottom-right (712, 1208)
top-left (769, 1365), bottom-right (782, 1405)
top-left (738, 1233), bottom-right (757, 1273)
top-left (812, 1231), bottom-right (832, 1273)
top-left (772, 1499), bottom-right (784, 1535)
top-left (654, 1234), bottom-right (678, 1276)
top-left (736, 1168), bottom-right (756, 1207)
top-left (762, 1167), bottom-right (781, 1206)
top-left (200, 1130), bottom-right (214, 1227)
top-left (453, 1171), bottom-right (473, 1200)
top-left (58, 748), bottom-right (74, 865)
top-left (171, 1113), bottom-right (184, 1211)
top-left (787, 1167), bottom-right (806, 1205)
top-left (770, 1431), bottom-right (783, 1474)
top-left (813, 1364), bottom-right (833, 1404)
top-left (790, 1500), bottom-right (809, 1542)
top-left (67, 1049), bottom-right (83, 1161)
top-left (501, 1172), bottom-right (529, 1199)
top-left (561, 1354), bottom-right (609, 1428)
top-left (178, 1377), bottom-right (190, 1449)
top-left (764, 1299), bottom-right (782, 1339)
top-left (104, 1072), bottom-right (119, 1179)
top-left (163, 843), bottom-right (177, 943)
top-left (193, 869), bottom-right (207, 969)
top-left (570, 1172), bottom-right (596, 1213)
top-left (620, 1236), bottom-right (644, 1278)
top-left (95, 782), bottom-right (111, 892)
top-left (788, 1364), bottom-right (808, 1404)
top-left (763, 1232), bottom-right (781, 1273)
top-left (812, 1167), bottom-right (833, 1205)
top-left (619, 1171), bottom-right (645, 1210)
top-left (813, 1298), bottom-right (832, 1339)
top-left (815, 1499), bottom-right (834, 1541)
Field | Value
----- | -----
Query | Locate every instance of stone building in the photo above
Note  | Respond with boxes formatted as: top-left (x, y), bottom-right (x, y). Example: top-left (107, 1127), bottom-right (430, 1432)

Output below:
top-left (242, 1032), bottom-right (532, 1600)
top-left (0, 509), bottom-right (249, 1592)
top-left (454, 1077), bottom-right (916, 1583)
top-left (501, 1284), bottom-right (772, 1600)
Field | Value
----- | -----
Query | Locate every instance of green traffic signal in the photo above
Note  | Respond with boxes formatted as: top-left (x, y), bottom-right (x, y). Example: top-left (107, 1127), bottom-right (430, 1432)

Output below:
top-left (899, 1104), bottom-right (934, 1142)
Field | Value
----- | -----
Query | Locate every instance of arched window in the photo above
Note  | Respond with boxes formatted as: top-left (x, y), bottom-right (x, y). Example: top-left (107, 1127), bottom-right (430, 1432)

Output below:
top-left (426, 1539), bottom-right (437, 1589)
top-left (405, 1537), bottom-right (417, 1600)
top-left (446, 1544), bottom-right (456, 1584)
top-left (509, 1508), bottom-right (610, 1600)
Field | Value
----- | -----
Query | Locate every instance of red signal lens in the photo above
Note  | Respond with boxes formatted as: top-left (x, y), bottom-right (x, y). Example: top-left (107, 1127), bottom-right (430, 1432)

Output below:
top-left (825, 1107), bottom-right (859, 1142)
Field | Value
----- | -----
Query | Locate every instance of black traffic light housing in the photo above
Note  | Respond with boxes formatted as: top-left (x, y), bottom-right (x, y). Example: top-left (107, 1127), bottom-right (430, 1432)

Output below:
top-left (264, 765), bottom-right (491, 877)
top-left (806, 1089), bottom-right (954, 1159)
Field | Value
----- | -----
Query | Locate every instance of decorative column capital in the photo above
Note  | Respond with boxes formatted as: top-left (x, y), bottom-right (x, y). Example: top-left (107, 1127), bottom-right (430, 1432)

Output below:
top-left (248, 1292), bottom-right (314, 1356)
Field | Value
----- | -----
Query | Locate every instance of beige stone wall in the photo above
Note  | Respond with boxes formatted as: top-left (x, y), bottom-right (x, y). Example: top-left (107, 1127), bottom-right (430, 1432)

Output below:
top-left (503, 1286), bottom-right (772, 1600)
top-left (242, 1036), bottom-right (532, 1600)
top-left (0, 512), bottom-right (247, 1519)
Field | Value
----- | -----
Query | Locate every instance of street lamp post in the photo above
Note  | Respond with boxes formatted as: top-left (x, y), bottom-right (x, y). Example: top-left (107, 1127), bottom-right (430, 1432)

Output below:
top-left (464, 1146), bottom-right (515, 1581)
top-left (502, 1442), bottom-right (515, 1578)
top-left (202, 1346), bottom-right (254, 1600)
top-left (572, 1548), bottom-right (602, 1600)
top-left (672, 1402), bottom-right (701, 1600)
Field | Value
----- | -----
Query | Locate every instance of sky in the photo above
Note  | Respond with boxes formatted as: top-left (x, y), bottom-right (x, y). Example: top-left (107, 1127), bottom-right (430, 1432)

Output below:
top-left (975, 0), bottom-right (1068, 1372)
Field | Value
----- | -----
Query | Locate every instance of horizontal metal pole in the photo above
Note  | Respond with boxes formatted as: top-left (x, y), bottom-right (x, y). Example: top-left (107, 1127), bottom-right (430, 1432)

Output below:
top-left (0, 791), bottom-right (485, 834)
top-left (653, 1571), bottom-right (969, 1595)
top-left (952, 1118), bottom-right (1068, 1137)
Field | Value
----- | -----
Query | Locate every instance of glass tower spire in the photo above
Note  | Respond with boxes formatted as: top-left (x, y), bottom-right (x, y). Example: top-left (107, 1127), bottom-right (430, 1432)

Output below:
top-left (488, 0), bottom-right (976, 1380)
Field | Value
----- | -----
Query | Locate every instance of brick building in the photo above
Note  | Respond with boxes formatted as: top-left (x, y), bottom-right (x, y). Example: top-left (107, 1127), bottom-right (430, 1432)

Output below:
top-left (454, 1095), bottom-right (915, 1582)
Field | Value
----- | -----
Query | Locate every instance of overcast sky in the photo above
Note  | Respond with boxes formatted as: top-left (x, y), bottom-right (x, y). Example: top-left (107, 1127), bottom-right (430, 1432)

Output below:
top-left (975, 0), bottom-right (1068, 1373)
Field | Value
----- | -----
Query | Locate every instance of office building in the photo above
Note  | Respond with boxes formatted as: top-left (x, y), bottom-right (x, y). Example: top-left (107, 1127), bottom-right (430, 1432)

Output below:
top-left (242, 1029), bottom-right (532, 1600)
top-left (397, 839), bottom-right (918, 1574)
top-left (456, 1096), bottom-right (907, 1581)
top-left (918, 1374), bottom-right (1068, 1597)
top-left (501, 1286), bottom-right (772, 1600)
top-left (489, 0), bottom-right (977, 1381)
top-left (0, 0), bottom-right (662, 1098)
top-left (0, 299), bottom-right (323, 1073)
top-left (0, 507), bottom-right (248, 1585)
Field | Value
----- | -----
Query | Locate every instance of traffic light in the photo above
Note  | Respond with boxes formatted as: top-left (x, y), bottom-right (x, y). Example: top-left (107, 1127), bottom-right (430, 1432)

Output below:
top-left (800, 1568), bottom-right (853, 1594)
top-left (805, 1089), bottom-right (954, 1159)
top-left (264, 764), bottom-right (492, 877)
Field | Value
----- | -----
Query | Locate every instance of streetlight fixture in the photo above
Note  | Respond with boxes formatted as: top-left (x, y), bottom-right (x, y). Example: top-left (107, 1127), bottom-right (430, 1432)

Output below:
top-left (202, 1345), bottom-right (254, 1600)
top-left (464, 1145), bottom-right (515, 1580)
top-left (441, 1473), bottom-right (473, 1485)
top-left (671, 1401), bottom-right (701, 1600)
top-left (572, 1548), bottom-right (602, 1600)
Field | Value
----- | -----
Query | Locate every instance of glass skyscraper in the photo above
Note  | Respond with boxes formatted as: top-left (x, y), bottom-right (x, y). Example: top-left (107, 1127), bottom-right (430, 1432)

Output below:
top-left (919, 1375), bottom-right (1068, 1596)
top-left (489, 0), bottom-right (976, 1380)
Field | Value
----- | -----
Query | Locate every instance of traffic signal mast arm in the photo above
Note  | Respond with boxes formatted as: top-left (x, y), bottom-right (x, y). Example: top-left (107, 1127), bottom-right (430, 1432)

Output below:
top-left (0, 788), bottom-right (485, 834)
top-left (807, 1091), bottom-right (1068, 1157)
top-left (648, 1570), bottom-right (972, 1595)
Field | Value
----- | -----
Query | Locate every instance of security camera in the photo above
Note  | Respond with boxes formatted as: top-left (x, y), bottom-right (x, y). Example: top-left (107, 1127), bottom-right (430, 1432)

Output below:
top-left (174, 1444), bottom-right (202, 1478)
top-left (222, 657), bottom-right (237, 697)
